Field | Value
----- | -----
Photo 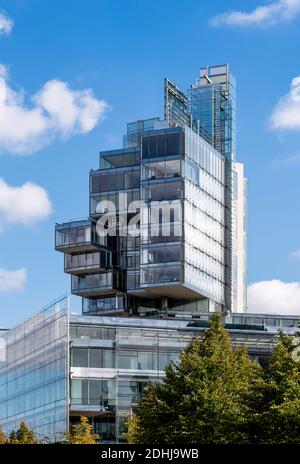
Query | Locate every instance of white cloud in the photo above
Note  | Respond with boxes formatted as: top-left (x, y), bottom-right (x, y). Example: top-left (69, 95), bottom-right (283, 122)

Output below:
top-left (210, 0), bottom-right (300, 27)
top-left (0, 11), bottom-right (13, 36)
top-left (0, 64), bottom-right (108, 155)
top-left (248, 279), bottom-right (300, 315)
top-left (270, 76), bottom-right (300, 130)
top-left (0, 64), bottom-right (8, 79)
top-left (0, 267), bottom-right (27, 292)
top-left (0, 178), bottom-right (52, 229)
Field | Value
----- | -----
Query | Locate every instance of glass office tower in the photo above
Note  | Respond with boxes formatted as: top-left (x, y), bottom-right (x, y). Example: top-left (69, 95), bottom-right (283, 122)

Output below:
top-left (56, 63), bottom-right (247, 315)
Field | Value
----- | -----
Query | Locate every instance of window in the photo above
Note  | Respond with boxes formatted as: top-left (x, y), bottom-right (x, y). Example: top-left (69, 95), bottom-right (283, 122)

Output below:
top-left (70, 380), bottom-right (116, 407)
top-left (71, 379), bottom-right (88, 404)
top-left (141, 265), bottom-right (181, 284)
top-left (142, 180), bottom-right (182, 202)
top-left (137, 352), bottom-right (154, 370)
top-left (93, 416), bottom-right (115, 440)
top-left (166, 133), bottom-right (180, 156)
top-left (72, 348), bottom-right (88, 367)
top-left (142, 132), bottom-right (181, 158)
top-left (119, 351), bottom-right (138, 369)
top-left (89, 380), bottom-right (102, 404)
top-left (89, 349), bottom-right (102, 368)
top-left (103, 350), bottom-right (115, 368)
top-left (118, 381), bottom-right (137, 406)
top-left (71, 348), bottom-right (115, 368)
top-left (142, 159), bottom-right (181, 180)
top-left (158, 353), bottom-right (169, 370)
top-left (142, 245), bottom-right (181, 264)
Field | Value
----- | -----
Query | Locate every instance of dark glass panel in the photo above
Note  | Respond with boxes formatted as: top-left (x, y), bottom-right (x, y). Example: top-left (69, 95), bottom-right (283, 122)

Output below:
top-left (71, 348), bottom-right (88, 367)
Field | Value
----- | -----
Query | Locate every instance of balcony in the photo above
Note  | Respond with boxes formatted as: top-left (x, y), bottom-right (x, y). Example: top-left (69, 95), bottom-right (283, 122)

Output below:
top-left (71, 271), bottom-right (124, 297)
top-left (141, 157), bottom-right (181, 181)
top-left (135, 263), bottom-right (197, 298)
top-left (141, 178), bottom-right (182, 202)
top-left (90, 166), bottom-right (140, 194)
top-left (64, 250), bottom-right (112, 275)
top-left (140, 264), bottom-right (181, 286)
top-left (55, 220), bottom-right (106, 254)
top-left (82, 295), bottom-right (125, 315)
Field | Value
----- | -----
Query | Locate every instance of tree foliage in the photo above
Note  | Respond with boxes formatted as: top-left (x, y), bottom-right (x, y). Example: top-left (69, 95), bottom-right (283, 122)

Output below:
top-left (0, 427), bottom-right (7, 444)
top-left (9, 421), bottom-right (39, 444)
top-left (67, 416), bottom-right (99, 444)
top-left (255, 332), bottom-right (300, 443)
top-left (126, 314), bottom-right (300, 444)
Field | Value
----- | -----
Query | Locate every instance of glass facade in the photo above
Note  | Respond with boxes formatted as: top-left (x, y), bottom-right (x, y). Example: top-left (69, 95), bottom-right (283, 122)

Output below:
top-left (183, 127), bottom-right (225, 303)
top-left (71, 271), bottom-right (124, 296)
top-left (68, 312), bottom-right (300, 442)
top-left (0, 63), bottom-right (295, 444)
top-left (55, 220), bottom-right (106, 252)
top-left (164, 64), bottom-right (242, 312)
top-left (64, 249), bottom-right (112, 274)
top-left (1, 302), bottom-right (299, 443)
top-left (0, 297), bottom-right (69, 442)
top-left (69, 315), bottom-right (188, 441)
top-left (55, 63), bottom-right (247, 315)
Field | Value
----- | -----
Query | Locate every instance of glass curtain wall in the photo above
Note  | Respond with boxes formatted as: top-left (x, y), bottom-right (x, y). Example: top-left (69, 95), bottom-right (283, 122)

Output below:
top-left (140, 130), bottom-right (184, 288)
top-left (0, 297), bottom-right (69, 443)
top-left (69, 320), bottom-right (189, 442)
top-left (183, 127), bottom-right (226, 304)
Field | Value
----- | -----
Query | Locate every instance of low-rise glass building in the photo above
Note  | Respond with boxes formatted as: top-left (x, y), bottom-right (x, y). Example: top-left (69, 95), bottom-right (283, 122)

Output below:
top-left (1, 296), bottom-right (299, 442)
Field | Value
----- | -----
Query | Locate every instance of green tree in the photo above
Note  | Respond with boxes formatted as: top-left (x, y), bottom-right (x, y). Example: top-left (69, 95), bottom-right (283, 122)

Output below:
top-left (8, 430), bottom-right (18, 444)
top-left (10, 421), bottom-right (39, 444)
top-left (0, 427), bottom-right (7, 444)
top-left (67, 416), bottom-right (100, 444)
top-left (254, 332), bottom-right (300, 444)
top-left (127, 313), bottom-right (262, 444)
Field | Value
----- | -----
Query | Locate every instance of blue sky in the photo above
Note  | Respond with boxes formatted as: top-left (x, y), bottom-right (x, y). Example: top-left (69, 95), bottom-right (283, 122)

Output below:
top-left (1, 0), bottom-right (300, 326)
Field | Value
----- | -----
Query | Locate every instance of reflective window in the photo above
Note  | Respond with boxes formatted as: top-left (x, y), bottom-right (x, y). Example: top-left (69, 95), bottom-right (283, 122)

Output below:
top-left (70, 379), bottom-right (115, 407)
top-left (65, 250), bottom-right (112, 271)
top-left (71, 348), bottom-right (115, 368)
top-left (141, 244), bottom-right (181, 264)
top-left (90, 169), bottom-right (140, 194)
top-left (142, 180), bottom-right (182, 201)
top-left (118, 351), bottom-right (156, 370)
top-left (119, 351), bottom-right (137, 369)
top-left (71, 272), bottom-right (113, 292)
top-left (142, 159), bottom-right (181, 180)
top-left (142, 132), bottom-right (182, 158)
top-left (72, 348), bottom-right (88, 367)
top-left (141, 265), bottom-right (181, 285)
top-left (89, 349), bottom-right (102, 368)
top-left (70, 326), bottom-right (116, 340)
top-left (82, 296), bottom-right (124, 315)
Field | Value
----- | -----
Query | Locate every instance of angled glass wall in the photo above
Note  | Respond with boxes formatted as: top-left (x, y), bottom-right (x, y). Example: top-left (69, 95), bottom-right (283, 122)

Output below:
top-left (183, 126), bottom-right (225, 304)
top-left (0, 297), bottom-right (69, 443)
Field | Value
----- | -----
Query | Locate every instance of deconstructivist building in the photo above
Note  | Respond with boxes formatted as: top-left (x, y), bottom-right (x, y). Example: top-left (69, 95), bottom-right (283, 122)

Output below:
top-left (1, 64), bottom-right (294, 443)
top-left (55, 64), bottom-right (247, 317)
